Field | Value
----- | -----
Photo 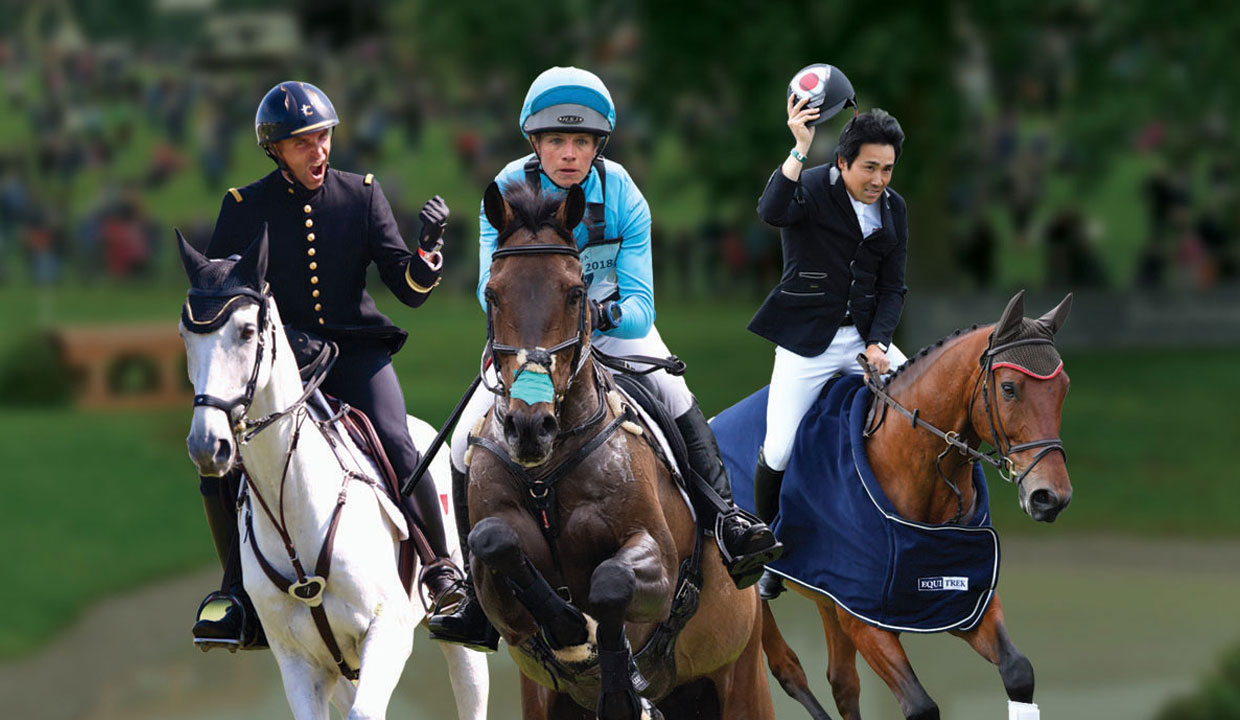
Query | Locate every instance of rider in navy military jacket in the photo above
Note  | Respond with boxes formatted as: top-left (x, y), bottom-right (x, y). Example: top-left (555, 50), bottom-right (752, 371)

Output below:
top-left (749, 163), bottom-right (908, 357)
top-left (192, 81), bottom-right (462, 652)
top-left (207, 167), bottom-right (441, 355)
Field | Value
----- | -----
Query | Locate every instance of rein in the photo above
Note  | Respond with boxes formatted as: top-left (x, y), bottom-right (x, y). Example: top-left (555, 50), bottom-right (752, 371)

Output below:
top-left (860, 334), bottom-right (1067, 523)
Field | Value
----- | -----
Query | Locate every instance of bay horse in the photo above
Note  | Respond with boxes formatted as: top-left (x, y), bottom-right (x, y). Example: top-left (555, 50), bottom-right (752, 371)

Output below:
top-left (177, 229), bottom-right (489, 720)
top-left (747, 291), bottom-right (1074, 720)
top-left (463, 181), bottom-right (773, 720)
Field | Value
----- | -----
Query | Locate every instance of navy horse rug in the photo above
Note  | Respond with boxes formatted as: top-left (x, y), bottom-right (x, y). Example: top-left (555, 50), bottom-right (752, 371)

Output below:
top-left (712, 374), bottom-right (1000, 633)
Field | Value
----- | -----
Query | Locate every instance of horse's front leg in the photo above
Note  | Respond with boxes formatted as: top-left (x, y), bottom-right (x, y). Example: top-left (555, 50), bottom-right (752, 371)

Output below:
top-left (950, 594), bottom-right (1036, 709)
top-left (270, 643), bottom-right (337, 720)
top-left (470, 516), bottom-right (591, 650)
top-left (836, 610), bottom-right (938, 719)
top-left (346, 603), bottom-right (415, 720)
top-left (590, 531), bottom-right (670, 720)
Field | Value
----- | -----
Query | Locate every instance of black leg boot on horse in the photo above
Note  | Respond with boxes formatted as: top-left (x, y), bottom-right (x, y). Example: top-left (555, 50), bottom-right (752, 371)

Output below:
top-left (676, 400), bottom-right (783, 589)
top-left (401, 468), bottom-right (467, 613)
top-left (192, 471), bottom-right (267, 651)
top-left (427, 464), bottom-right (502, 652)
top-left (752, 449), bottom-right (788, 600)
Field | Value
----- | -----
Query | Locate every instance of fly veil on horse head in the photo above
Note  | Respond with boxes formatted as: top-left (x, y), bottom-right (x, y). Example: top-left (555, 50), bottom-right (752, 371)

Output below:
top-left (176, 227), bottom-right (488, 720)
top-left (463, 181), bottom-right (775, 720)
top-left (722, 291), bottom-right (1074, 720)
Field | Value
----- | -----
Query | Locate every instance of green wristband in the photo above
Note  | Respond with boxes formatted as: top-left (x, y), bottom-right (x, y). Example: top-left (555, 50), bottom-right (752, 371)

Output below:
top-left (789, 148), bottom-right (808, 163)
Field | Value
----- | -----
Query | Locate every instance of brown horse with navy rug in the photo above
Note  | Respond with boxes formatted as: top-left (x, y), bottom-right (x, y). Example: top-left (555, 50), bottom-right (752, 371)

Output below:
top-left (463, 181), bottom-right (773, 720)
top-left (714, 291), bottom-right (1073, 720)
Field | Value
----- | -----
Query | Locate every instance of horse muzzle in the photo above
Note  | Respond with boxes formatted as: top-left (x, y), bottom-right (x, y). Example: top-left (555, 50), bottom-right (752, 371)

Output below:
top-left (1019, 477), bottom-right (1072, 523)
top-left (503, 405), bottom-right (559, 467)
top-left (187, 427), bottom-right (236, 477)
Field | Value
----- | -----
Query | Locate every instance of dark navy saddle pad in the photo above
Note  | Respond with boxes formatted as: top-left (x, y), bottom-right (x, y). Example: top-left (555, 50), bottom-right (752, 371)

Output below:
top-left (712, 374), bottom-right (999, 632)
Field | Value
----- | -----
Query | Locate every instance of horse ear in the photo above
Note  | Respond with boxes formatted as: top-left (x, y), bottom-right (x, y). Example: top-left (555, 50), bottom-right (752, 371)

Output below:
top-left (483, 181), bottom-right (510, 233)
top-left (994, 290), bottom-right (1026, 339)
top-left (559, 183), bottom-right (586, 231)
top-left (176, 227), bottom-right (211, 283)
top-left (1037, 293), bottom-right (1073, 335)
top-left (235, 222), bottom-right (270, 289)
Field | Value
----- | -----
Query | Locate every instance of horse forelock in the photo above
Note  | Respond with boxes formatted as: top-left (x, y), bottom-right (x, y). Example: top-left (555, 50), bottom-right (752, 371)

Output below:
top-left (495, 181), bottom-right (575, 247)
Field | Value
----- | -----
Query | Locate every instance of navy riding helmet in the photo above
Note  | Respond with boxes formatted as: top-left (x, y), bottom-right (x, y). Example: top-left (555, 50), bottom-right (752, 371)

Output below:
top-left (788, 64), bottom-right (856, 126)
top-left (254, 81), bottom-right (340, 148)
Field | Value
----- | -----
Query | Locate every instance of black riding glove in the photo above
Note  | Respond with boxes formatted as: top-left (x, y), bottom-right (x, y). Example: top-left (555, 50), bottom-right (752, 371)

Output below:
top-left (418, 195), bottom-right (450, 253)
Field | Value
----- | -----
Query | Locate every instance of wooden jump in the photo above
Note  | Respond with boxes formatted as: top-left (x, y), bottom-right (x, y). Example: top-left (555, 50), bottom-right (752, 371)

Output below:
top-left (54, 323), bottom-right (189, 409)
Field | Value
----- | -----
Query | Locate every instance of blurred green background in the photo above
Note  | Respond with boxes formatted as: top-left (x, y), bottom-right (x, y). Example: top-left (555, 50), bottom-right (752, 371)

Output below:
top-left (1, 1), bottom-right (1238, 718)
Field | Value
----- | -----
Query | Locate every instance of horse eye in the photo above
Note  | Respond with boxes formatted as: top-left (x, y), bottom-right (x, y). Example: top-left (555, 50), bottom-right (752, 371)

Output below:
top-left (1001, 381), bottom-right (1018, 400)
top-left (240, 325), bottom-right (257, 341)
top-left (568, 287), bottom-right (584, 304)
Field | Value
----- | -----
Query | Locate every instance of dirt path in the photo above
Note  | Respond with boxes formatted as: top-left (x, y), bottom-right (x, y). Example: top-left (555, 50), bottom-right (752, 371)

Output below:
top-left (3, 534), bottom-right (1239, 719)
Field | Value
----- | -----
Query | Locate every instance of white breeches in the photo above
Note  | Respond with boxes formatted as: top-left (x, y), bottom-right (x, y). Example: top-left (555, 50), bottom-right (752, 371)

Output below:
top-left (761, 325), bottom-right (907, 472)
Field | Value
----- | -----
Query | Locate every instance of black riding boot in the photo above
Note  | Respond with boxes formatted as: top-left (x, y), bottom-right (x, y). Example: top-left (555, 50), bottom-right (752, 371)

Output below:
top-left (192, 471), bottom-right (266, 650)
top-left (402, 469), bottom-right (466, 612)
top-left (753, 450), bottom-right (788, 600)
top-left (427, 464), bottom-right (501, 653)
top-left (752, 449), bottom-right (785, 526)
top-left (675, 401), bottom-right (783, 589)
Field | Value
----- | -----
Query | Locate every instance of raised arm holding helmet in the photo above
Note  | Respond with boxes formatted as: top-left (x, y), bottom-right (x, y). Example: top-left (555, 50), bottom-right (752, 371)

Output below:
top-left (428, 66), bottom-right (783, 652)
top-left (750, 65), bottom-right (912, 597)
top-left (191, 81), bottom-right (465, 649)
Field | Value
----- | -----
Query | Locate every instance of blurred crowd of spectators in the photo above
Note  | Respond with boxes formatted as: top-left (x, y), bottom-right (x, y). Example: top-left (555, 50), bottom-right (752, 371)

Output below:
top-left (1, 5), bottom-right (1235, 298)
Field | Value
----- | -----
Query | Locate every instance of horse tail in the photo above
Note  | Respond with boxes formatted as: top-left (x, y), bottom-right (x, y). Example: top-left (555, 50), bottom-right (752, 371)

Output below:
top-left (761, 600), bottom-right (835, 719)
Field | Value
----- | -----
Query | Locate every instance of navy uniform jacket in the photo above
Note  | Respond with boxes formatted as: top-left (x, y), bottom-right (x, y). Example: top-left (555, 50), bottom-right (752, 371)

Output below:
top-left (749, 164), bottom-right (909, 357)
top-left (207, 169), bottom-right (441, 355)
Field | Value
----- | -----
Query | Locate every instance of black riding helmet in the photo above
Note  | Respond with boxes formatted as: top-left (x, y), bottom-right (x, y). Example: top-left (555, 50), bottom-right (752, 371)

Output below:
top-left (254, 81), bottom-right (339, 166)
top-left (788, 64), bottom-right (856, 126)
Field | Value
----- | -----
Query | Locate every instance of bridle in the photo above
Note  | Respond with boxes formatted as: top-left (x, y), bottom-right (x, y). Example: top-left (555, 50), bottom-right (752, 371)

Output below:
top-left (186, 285), bottom-right (274, 432)
top-left (482, 235), bottom-right (594, 427)
top-left (861, 332), bottom-right (1067, 523)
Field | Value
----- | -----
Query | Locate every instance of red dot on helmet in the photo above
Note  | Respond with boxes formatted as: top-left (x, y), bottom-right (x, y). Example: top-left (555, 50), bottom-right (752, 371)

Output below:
top-left (799, 73), bottom-right (820, 91)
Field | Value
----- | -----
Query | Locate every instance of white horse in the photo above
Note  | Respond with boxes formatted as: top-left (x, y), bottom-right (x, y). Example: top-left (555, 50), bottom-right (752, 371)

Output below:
top-left (177, 228), bottom-right (488, 720)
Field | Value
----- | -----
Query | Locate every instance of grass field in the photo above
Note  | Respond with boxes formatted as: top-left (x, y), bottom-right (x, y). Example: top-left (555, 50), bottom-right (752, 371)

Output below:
top-left (0, 284), bottom-right (1234, 659)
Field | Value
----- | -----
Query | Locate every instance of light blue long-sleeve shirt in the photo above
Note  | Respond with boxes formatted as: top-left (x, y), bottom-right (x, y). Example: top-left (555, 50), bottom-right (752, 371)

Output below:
top-left (477, 155), bottom-right (655, 339)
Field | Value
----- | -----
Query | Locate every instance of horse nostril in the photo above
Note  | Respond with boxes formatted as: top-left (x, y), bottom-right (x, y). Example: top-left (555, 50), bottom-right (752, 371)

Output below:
top-left (503, 414), bottom-right (517, 439)
top-left (1030, 488), bottom-right (1057, 511)
top-left (538, 414), bottom-right (558, 441)
top-left (214, 438), bottom-right (233, 465)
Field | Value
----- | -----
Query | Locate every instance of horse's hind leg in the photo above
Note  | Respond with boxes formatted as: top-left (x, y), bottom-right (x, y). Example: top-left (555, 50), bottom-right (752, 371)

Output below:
top-left (837, 610), bottom-right (938, 719)
top-left (950, 594), bottom-right (1035, 704)
top-left (760, 600), bottom-right (832, 719)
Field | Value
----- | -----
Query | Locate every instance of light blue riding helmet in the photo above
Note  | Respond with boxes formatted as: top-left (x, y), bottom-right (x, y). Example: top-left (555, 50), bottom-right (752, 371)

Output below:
top-left (520, 66), bottom-right (616, 138)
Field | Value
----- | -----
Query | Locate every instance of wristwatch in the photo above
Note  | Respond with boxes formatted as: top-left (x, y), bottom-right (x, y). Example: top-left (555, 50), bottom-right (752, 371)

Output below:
top-left (604, 301), bottom-right (623, 329)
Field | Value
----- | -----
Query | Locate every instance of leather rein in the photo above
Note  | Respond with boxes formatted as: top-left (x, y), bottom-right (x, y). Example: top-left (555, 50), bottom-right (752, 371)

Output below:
top-left (860, 334), bottom-right (1066, 523)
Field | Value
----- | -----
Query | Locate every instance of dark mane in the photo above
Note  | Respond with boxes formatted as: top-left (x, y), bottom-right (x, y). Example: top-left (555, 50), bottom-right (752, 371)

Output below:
top-left (496, 181), bottom-right (573, 244)
top-left (884, 324), bottom-right (983, 389)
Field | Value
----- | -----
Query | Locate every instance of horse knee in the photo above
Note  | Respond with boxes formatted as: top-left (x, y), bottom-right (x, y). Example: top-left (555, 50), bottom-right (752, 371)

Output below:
top-left (588, 560), bottom-right (636, 617)
top-left (468, 517), bottom-right (521, 567)
top-left (1000, 650), bottom-right (1035, 703)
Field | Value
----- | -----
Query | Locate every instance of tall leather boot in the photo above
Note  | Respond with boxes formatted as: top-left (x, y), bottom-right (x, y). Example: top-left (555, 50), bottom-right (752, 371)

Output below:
top-left (401, 469), bottom-right (466, 612)
top-left (675, 400), bottom-right (783, 589)
top-left (753, 449), bottom-right (788, 599)
top-left (753, 448), bottom-right (785, 526)
top-left (192, 471), bottom-right (266, 650)
top-left (427, 464), bottom-right (500, 652)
